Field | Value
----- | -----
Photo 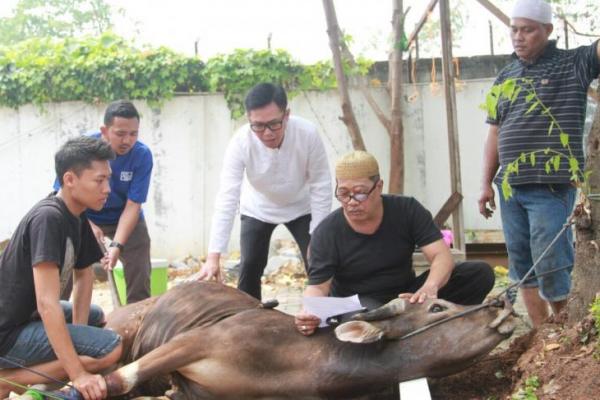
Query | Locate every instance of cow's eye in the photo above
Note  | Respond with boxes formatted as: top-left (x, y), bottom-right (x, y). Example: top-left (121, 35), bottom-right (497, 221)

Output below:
top-left (430, 304), bottom-right (446, 313)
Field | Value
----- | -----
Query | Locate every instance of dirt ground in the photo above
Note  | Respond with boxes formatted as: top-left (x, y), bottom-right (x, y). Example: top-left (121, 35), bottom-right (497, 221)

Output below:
top-left (429, 313), bottom-right (600, 400)
top-left (91, 258), bottom-right (599, 400)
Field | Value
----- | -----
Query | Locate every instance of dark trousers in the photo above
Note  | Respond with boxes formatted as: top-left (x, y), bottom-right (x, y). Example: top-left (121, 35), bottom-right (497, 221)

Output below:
top-left (237, 214), bottom-right (311, 300)
top-left (99, 218), bottom-right (152, 304)
top-left (359, 261), bottom-right (495, 310)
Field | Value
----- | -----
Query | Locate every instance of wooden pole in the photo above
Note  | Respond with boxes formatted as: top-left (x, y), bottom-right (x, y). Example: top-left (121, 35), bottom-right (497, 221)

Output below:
top-left (439, 0), bottom-right (465, 252)
top-left (388, 0), bottom-right (405, 194)
top-left (563, 18), bottom-right (569, 49)
top-left (322, 0), bottom-right (366, 151)
top-left (406, 0), bottom-right (438, 49)
top-left (489, 20), bottom-right (495, 55)
top-left (475, 0), bottom-right (510, 27)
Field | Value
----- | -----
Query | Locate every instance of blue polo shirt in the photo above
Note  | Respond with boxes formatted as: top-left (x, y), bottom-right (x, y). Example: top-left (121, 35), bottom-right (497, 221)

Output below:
top-left (488, 40), bottom-right (599, 186)
top-left (54, 132), bottom-right (153, 225)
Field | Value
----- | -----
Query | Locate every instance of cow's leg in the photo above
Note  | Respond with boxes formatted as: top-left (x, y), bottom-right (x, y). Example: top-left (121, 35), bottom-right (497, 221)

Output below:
top-left (104, 329), bottom-right (207, 397)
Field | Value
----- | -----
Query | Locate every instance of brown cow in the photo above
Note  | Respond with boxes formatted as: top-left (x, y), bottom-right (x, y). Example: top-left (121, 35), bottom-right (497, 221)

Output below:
top-left (104, 281), bottom-right (515, 399)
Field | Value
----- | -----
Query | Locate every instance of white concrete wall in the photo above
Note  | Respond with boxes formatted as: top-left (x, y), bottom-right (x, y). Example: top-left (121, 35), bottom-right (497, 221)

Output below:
top-left (0, 82), bottom-right (504, 260)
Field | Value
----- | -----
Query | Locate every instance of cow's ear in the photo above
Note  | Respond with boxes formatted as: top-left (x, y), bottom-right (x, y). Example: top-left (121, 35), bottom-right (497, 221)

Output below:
top-left (334, 321), bottom-right (383, 343)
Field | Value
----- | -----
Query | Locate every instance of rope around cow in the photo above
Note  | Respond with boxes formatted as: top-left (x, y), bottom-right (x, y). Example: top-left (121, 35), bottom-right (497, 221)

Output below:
top-left (398, 214), bottom-right (576, 341)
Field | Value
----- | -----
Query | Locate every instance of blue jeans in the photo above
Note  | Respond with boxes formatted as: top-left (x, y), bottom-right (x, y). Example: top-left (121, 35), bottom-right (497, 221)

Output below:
top-left (498, 184), bottom-right (576, 302)
top-left (0, 301), bottom-right (121, 368)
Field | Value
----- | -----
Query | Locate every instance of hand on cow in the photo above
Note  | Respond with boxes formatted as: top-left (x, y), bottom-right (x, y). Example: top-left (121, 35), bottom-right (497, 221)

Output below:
top-left (72, 372), bottom-right (107, 400)
top-left (478, 184), bottom-right (496, 219)
top-left (295, 312), bottom-right (320, 336)
top-left (197, 256), bottom-right (222, 282)
top-left (398, 284), bottom-right (438, 304)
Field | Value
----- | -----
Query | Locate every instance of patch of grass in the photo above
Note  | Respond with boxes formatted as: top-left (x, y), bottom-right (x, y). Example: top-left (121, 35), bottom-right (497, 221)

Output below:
top-left (511, 375), bottom-right (539, 400)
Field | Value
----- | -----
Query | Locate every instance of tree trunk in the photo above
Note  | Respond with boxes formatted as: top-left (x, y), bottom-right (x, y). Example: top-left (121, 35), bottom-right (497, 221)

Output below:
top-left (568, 100), bottom-right (600, 323)
top-left (322, 0), bottom-right (366, 151)
top-left (388, 0), bottom-right (405, 194)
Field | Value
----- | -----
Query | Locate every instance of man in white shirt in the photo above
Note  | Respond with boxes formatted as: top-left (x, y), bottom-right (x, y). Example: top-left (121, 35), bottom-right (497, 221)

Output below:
top-left (198, 83), bottom-right (332, 299)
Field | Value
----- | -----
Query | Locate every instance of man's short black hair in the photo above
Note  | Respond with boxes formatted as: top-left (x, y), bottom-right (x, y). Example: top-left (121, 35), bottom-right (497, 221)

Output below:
top-left (244, 83), bottom-right (288, 112)
top-left (103, 100), bottom-right (140, 126)
top-left (55, 136), bottom-right (115, 186)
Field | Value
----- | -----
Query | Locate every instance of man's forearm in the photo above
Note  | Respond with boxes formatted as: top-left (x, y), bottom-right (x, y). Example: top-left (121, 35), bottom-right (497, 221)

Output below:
top-left (426, 256), bottom-right (453, 290)
top-left (421, 241), bottom-right (454, 291)
top-left (113, 200), bottom-right (141, 245)
top-left (303, 281), bottom-right (331, 297)
top-left (72, 268), bottom-right (94, 325)
top-left (39, 301), bottom-right (86, 380)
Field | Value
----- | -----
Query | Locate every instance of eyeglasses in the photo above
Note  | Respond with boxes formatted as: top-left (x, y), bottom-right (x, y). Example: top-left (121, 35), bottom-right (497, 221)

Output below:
top-left (249, 118), bottom-right (285, 133)
top-left (335, 181), bottom-right (378, 204)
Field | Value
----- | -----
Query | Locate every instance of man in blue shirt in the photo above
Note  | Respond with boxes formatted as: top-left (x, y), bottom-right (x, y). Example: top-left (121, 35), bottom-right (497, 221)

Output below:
top-left (86, 100), bottom-right (154, 304)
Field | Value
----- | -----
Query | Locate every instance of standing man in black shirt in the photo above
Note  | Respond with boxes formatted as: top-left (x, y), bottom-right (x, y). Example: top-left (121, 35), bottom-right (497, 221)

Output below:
top-left (295, 151), bottom-right (494, 335)
top-left (478, 0), bottom-right (600, 327)
top-left (0, 137), bottom-right (122, 400)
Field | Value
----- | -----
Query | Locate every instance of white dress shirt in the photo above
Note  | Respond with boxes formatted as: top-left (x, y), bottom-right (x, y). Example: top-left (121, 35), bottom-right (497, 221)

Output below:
top-left (208, 116), bottom-right (332, 254)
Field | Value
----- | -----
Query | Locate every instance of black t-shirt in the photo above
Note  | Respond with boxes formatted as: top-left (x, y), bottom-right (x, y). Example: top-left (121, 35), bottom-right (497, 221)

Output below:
top-left (0, 194), bottom-right (103, 354)
top-left (308, 195), bottom-right (442, 304)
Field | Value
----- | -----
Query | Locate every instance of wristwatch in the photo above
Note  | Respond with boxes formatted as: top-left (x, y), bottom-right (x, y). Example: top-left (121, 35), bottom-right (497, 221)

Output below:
top-left (109, 241), bottom-right (124, 251)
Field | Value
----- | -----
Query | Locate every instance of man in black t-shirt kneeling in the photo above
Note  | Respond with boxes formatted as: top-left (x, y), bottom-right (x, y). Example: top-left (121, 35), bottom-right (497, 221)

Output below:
top-left (0, 137), bottom-right (123, 400)
top-left (295, 151), bottom-right (494, 336)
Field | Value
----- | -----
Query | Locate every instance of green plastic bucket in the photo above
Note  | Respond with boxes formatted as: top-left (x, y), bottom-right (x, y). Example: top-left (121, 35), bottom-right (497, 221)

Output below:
top-left (112, 259), bottom-right (168, 305)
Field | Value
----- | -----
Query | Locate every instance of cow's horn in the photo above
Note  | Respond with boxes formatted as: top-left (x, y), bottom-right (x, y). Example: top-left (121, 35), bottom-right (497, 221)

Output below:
top-left (353, 298), bottom-right (406, 321)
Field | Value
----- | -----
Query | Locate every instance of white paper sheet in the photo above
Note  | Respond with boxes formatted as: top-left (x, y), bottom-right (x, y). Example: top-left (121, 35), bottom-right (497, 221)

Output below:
top-left (302, 295), bottom-right (364, 327)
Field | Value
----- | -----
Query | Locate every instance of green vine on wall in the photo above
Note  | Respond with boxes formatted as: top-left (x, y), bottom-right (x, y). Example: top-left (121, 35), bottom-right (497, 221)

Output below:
top-left (482, 77), bottom-right (591, 200)
top-left (204, 48), bottom-right (372, 119)
top-left (0, 33), bottom-right (207, 108)
top-left (203, 48), bottom-right (304, 119)
top-left (0, 33), bottom-right (372, 119)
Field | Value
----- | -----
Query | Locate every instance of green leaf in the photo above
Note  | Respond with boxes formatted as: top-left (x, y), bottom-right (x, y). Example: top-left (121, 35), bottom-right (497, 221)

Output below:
top-left (544, 147), bottom-right (551, 155)
top-left (502, 79), bottom-right (516, 100)
top-left (547, 121), bottom-right (554, 135)
top-left (511, 86), bottom-right (522, 104)
top-left (525, 92), bottom-right (535, 103)
top-left (553, 155), bottom-right (561, 172)
top-left (519, 153), bottom-right (526, 163)
top-left (525, 100), bottom-right (539, 115)
top-left (560, 133), bottom-right (569, 147)
top-left (569, 157), bottom-right (579, 173)
top-left (530, 152), bottom-right (536, 166)
top-left (545, 160), bottom-right (551, 174)
top-left (501, 176), bottom-right (513, 200)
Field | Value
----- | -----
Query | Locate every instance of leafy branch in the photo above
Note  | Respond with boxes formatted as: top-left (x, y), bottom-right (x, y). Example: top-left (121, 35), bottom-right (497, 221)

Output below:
top-left (482, 77), bottom-right (589, 200)
top-left (0, 34), bottom-right (372, 119)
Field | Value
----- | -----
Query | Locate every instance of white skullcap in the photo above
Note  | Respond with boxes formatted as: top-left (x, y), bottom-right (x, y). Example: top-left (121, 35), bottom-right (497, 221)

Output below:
top-left (511, 0), bottom-right (552, 24)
